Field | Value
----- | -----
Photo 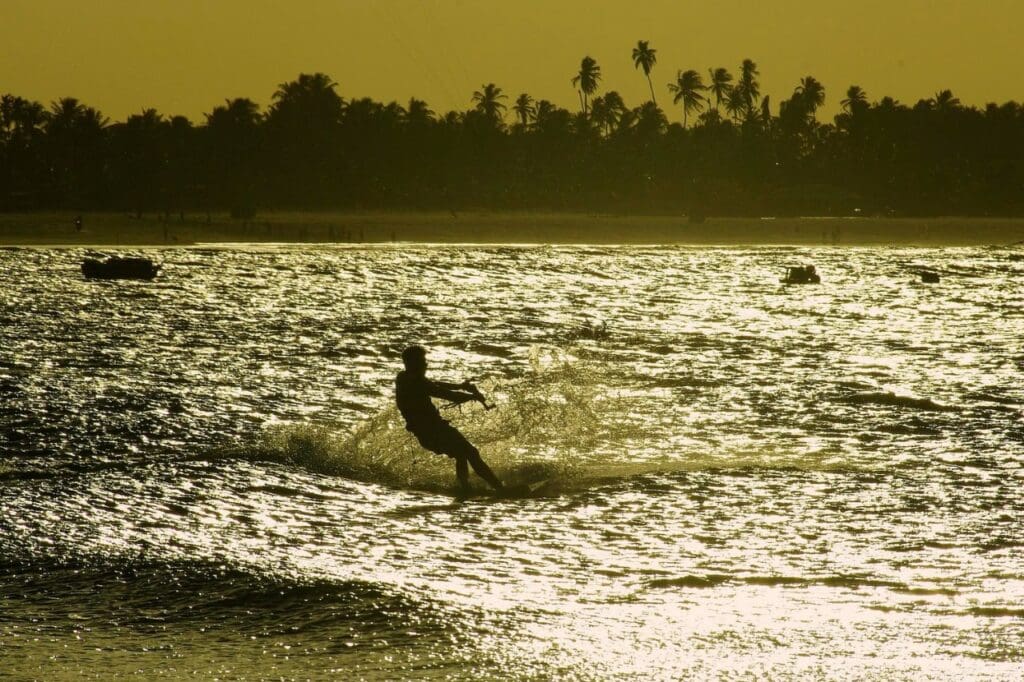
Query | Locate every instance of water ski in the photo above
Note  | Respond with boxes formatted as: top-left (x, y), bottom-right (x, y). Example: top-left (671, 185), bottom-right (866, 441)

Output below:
top-left (457, 478), bottom-right (553, 500)
top-left (504, 478), bottom-right (554, 498)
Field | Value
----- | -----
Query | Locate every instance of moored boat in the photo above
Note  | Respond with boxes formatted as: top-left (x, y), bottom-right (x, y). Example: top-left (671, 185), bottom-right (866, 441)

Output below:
top-left (782, 264), bottom-right (820, 284)
top-left (81, 256), bottom-right (160, 280)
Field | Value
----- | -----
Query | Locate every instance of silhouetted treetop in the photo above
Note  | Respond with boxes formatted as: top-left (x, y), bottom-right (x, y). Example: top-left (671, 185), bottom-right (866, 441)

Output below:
top-left (668, 69), bottom-right (706, 128)
top-left (707, 68), bottom-right (733, 114)
top-left (841, 86), bottom-right (868, 115)
top-left (471, 83), bottom-right (508, 124)
top-left (2, 63), bottom-right (1023, 217)
top-left (512, 93), bottom-right (535, 129)
top-left (632, 40), bottom-right (658, 104)
top-left (572, 56), bottom-right (602, 115)
top-left (737, 59), bottom-right (760, 113)
top-left (267, 72), bottom-right (343, 131)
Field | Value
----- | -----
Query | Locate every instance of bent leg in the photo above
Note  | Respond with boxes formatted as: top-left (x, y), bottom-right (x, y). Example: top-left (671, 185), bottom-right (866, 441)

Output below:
top-left (454, 455), bottom-right (470, 493)
top-left (428, 424), bottom-right (503, 491)
top-left (465, 447), bottom-right (503, 490)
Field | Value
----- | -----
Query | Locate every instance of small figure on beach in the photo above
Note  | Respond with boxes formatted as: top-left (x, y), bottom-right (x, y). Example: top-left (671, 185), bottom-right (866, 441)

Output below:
top-left (783, 264), bottom-right (821, 284)
top-left (74, 215), bottom-right (82, 232)
top-left (395, 345), bottom-right (504, 494)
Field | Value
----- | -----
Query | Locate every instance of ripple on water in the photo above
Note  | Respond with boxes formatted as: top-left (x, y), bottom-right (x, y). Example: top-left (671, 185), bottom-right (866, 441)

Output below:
top-left (1, 244), bottom-right (1022, 677)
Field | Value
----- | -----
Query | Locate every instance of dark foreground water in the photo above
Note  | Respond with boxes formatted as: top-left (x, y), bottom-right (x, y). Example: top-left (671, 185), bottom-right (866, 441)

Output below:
top-left (1, 243), bottom-right (1022, 680)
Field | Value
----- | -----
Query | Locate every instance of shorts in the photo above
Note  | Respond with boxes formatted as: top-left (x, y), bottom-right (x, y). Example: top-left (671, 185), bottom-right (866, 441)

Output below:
top-left (410, 422), bottom-right (476, 459)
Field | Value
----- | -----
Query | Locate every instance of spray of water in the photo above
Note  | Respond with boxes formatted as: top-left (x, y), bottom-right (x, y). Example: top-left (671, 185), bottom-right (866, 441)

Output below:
top-left (225, 350), bottom-right (607, 493)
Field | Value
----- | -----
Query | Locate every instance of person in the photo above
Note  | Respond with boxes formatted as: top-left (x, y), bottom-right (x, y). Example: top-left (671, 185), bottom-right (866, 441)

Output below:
top-left (396, 345), bottom-right (504, 494)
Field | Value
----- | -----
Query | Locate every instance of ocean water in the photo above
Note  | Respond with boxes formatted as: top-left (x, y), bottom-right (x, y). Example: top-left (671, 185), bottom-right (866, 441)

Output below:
top-left (1, 243), bottom-right (1022, 680)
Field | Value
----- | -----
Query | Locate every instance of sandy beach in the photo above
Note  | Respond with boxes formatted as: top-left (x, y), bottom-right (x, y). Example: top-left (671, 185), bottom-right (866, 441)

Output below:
top-left (2, 211), bottom-right (1024, 247)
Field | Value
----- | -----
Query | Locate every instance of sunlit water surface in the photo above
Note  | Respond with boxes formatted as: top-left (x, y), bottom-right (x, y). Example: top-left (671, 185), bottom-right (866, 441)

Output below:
top-left (1, 244), bottom-right (1022, 679)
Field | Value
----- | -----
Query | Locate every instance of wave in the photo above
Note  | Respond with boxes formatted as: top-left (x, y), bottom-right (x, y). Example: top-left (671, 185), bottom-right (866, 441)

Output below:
top-left (0, 557), bottom-right (451, 637)
top-left (0, 456), bottom-right (156, 483)
top-left (838, 391), bottom-right (956, 412)
top-left (647, 573), bottom-right (918, 592)
top-left (964, 607), bottom-right (1024, 618)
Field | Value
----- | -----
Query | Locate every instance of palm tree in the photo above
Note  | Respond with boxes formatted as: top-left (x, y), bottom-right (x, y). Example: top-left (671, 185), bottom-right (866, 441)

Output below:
top-left (512, 93), bottom-right (535, 128)
top-left (795, 76), bottom-right (825, 120)
top-left (205, 98), bottom-right (260, 131)
top-left (571, 110), bottom-right (599, 138)
top-left (1, 95), bottom-right (49, 204)
top-left (589, 96), bottom-right (611, 136)
top-left (632, 40), bottom-right (658, 104)
top-left (119, 108), bottom-right (170, 216)
top-left (44, 97), bottom-right (108, 205)
top-left (534, 99), bottom-right (557, 124)
top-left (736, 59), bottom-right (760, 116)
top-left (1, 95), bottom-right (46, 144)
top-left (585, 91), bottom-right (622, 137)
top-left (589, 90), bottom-right (627, 136)
top-left (533, 100), bottom-right (573, 136)
top-left (406, 98), bottom-right (435, 127)
top-left (381, 101), bottom-right (406, 128)
top-left (471, 83), bottom-right (507, 123)
top-left (667, 70), bottom-right (706, 128)
top-left (760, 96), bottom-right (772, 131)
top-left (47, 97), bottom-right (84, 132)
top-left (932, 89), bottom-right (961, 112)
top-left (572, 56), bottom-right (602, 115)
top-left (47, 98), bottom-right (107, 135)
top-left (695, 108), bottom-right (723, 128)
top-left (128, 108), bottom-right (165, 129)
top-left (707, 68), bottom-right (733, 112)
top-left (265, 72), bottom-right (344, 205)
top-left (0, 94), bottom-right (18, 142)
top-left (205, 98), bottom-right (260, 196)
top-left (266, 70), bottom-right (344, 181)
top-left (269, 72), bottom-right (344, 127)
top-left (603, 91), bottom-right (627, 118)
top-left (723, 86), bottom-right (746, 122)
top-left (840, 85), bottom-right (868, 115)
top-left (632, 101), bottom-right (667, 138)
top-left (440, 110), bottom-right (461, 128)
top-left (877, 96), bottom-right (901, 113)
top-left (2, 95), bottom-right (47, 146)
top-left (616, 108), bottom-right (638, 135)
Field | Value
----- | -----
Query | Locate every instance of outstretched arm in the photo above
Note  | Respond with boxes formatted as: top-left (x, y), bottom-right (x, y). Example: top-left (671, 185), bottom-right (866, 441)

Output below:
top-left (432, 379), bottom-right (467, 392)
top-left (426, 380), bottom-right (477, 404)
top-left (427, 379), bottom-right (492, 409)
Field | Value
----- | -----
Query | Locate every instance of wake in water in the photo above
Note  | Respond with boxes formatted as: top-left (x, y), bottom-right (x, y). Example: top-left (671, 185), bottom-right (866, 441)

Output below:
top-left (838, 390), bottom-right (956, 412)
top-left (213, 347), bottom-right (889, 494)
top-left (222, 350), bottom-right (612, 494)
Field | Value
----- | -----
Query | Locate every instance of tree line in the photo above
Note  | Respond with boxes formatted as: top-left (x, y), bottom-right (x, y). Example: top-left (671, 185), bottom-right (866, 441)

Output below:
top-left (2, 43), bottom-right (1023, 217)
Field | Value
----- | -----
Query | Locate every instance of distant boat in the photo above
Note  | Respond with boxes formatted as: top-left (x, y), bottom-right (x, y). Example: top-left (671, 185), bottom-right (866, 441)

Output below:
top-left (81, 256), bottom-right (160, 280)
top-left (782, 265), bottom-right (820, 284)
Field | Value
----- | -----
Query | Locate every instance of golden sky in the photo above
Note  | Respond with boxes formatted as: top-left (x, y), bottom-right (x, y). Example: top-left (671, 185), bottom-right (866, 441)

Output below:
top-left (1, 0), bottom-right (1018, 123)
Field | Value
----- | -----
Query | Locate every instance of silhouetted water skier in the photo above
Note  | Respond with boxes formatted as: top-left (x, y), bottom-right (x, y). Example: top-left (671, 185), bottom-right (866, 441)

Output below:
top-left (396, 345), bottom-right (503, 495)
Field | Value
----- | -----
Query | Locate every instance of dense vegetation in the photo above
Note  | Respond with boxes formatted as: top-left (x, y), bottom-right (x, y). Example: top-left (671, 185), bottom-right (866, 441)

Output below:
top-left (2, 48), bottom-right (1023, 217)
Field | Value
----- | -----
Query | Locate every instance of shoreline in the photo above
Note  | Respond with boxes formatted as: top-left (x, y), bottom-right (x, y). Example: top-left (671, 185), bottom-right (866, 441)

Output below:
top-left (3, 211), bottom-right (1024, 247)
